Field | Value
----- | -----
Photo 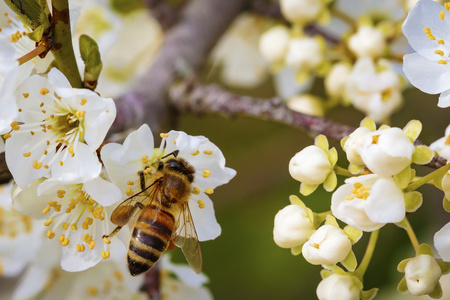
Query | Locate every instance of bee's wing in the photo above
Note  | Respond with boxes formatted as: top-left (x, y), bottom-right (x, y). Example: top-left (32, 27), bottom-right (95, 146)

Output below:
top-left (110, 179), bottom-right (161, 226)
top-left (173, 204), bottom-right (203, 274)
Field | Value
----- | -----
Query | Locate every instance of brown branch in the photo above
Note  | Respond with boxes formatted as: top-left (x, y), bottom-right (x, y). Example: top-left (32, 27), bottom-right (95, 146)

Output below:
top-left (142, 0), bottom-right (186, 30)
top-left (166, 78), bottom-right (448, 170)
top-left (111, 0), bottom-right (246, 137)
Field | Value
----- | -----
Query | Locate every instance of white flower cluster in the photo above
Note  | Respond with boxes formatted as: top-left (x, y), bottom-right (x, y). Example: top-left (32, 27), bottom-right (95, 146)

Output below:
top-left (0, 2), bottom-right (236, 299)
top-left (257, 0), bottom-right (413, 122)
top-left (274, 117), bottom-right (450, 299)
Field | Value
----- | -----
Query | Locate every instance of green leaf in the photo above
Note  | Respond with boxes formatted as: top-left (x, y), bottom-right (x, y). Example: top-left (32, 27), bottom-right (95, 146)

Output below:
top-left (300, 183), bottom-right (318, 196)
top-left (315, 134), bottom-right (329, 152)
top-left (323, 171), bottom-right (337, 192)
top-left (403, 120), bottom-right (422, 142)
top-left (429, 282), bottom-right (443, 299)
top-left (437, 260), bottom-right (450, 274)
top-left (412, 145), bottom-right (434, 165)
top-left (27, 24), bottom-right (44, 42)
top-left (404, 191), bottom-right (423, 213)
top-left (397, 277), bottom-right (408, 293)
top-left (341, 250), bottom-right (357, 272)
top-left (417, 243), bottom-right (434, 256)
top-left (360, 288), bottom-right (378, 300)
top-left (393, 165), bottom-right (412, 189)
top-left (343, 226), bottom-right (362, 244)
top-left (79, 34), bottom-right (103, 89)
top-left (4, 0), bottom-right (49, 31)
top-left (397, 258), bottom-right (410, 272)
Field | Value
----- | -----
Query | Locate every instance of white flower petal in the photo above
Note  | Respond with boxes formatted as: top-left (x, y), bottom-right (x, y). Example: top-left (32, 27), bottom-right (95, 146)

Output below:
top-left (434, 221), bottom-right (450, 262)
top-left (83, 176), bottom-right (123, 207)
top-left (438, 88), bottom-right (450, 108)
top-left (365, 177), bottom-right (405, 223)
top-left (189, 193), bottom-right (221, 241)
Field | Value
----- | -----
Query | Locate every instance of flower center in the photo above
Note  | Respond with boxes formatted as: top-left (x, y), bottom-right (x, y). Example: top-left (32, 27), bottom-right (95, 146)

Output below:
top-left (345, 182), bottom-right (370, 201)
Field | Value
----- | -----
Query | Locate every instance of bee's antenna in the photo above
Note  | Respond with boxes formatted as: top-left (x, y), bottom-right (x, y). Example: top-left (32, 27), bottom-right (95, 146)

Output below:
top-left (161, 150), bottom-right (179, 159)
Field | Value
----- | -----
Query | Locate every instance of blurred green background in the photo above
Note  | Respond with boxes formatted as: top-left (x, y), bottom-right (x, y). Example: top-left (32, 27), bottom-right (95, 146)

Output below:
top-left (170, 78), bottom-right (450, 299)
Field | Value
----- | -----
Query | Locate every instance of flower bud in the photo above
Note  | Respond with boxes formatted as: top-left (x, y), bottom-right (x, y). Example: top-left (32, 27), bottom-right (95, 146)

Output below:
top-left (325, 63), bottom-right (352, 98)
top-left (348, 26), bottom-right (386, 58)
top-left (360, 127), bottom-right (415, 176)
top-left (289, 145), bottom-right (332, 185)
top-left (259, 25), bottom-right (290, 64)
top-left (279, 0), bottom-right (324, 24)
top-left (302, 225), bottom-right (352, 265)
top-left (287, 94), bottom-right (324, 117)
top-left (343, 126), bottom-right (371, 166)
top-left (273, 204), bottom-right (314, 248)
top-left (404, 255), bottom-right (442, 295)
top-left (316, 274), bottom-right (360, 300)
top-left (285, 38), bottom-right (323, 71)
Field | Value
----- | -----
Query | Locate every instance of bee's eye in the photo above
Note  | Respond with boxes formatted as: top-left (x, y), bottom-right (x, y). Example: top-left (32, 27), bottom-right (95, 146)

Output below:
top-left (157, 161), bottom-right (164, 171)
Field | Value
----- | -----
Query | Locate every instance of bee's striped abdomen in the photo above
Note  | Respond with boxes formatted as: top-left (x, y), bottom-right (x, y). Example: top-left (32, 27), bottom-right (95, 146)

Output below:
top-left (128, 205), bottom-right (175, 276)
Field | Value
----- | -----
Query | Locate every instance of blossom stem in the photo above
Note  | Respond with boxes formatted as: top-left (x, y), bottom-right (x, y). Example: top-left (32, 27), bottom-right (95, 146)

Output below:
top-left (51, 0), bottom-right (83, 88)
top-left (353, 230), bottom-right (379, 280)
top-left (331, 9), bottom-right (356, 28)
top-left (402, 217), bottom-right (419, 252)
top-left (334, 166), bottom-right (354, 177)
top-left (404, 163), bottom-right (450, 192)
top-left (17, 41), bottom-right (50, 65)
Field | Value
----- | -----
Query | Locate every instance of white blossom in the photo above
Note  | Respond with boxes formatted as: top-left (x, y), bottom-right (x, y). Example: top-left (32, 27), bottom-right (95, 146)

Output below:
top-left (289, 145), bottom-right (332, 185)
top-left (359, 127), bottom-right (415, 176)
top-left (5, 68), bottom-right (116, 188)
top-left (402, 0), bottom-right (450, 107)
top-left (348, 26), bottom-right (386, 58)
top-left (404, 255), bottom-right (442, 296)
top-left (325, 62), bottom-right (352, 98)
top-left (285, 37), bottom-right (323, 71)
top-left (259, 25), bottom-right (290, 64)
top-left (331, 174), bottom-right (405, 231)
top-left (434, 221), bottom-right (450, 262)
top-left (346, 58), bottom-right (402, 122)
top-left (316, 274), bottom-right (361, 300)
top-left (279, 0), bottom-right (326, 24)
top-left (101, 124), bottom-right (236, 242)
top-left (430, 124), bottom-right (450, 160)
top-left (342, 126), bottom-right (372, 167)
top-left (302, 224), bottom-right (352, 265)
top-left (273, 204), bottom-right (314, 249)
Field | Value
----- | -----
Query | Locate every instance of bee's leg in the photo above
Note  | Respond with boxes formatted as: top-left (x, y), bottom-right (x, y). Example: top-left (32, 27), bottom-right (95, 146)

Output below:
top-left (138, 170), bottom-right (146, 192)
top-left (103, 202), bottom-right (145, 239)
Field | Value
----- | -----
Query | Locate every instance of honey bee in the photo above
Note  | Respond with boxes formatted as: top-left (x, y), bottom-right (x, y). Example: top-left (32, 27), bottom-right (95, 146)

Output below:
top-left (103, 154), bottom-right (202, 276)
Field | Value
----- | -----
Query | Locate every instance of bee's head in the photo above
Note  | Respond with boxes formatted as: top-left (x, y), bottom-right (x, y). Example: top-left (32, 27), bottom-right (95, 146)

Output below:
top-left (164, 158), bottom-right (195, 183)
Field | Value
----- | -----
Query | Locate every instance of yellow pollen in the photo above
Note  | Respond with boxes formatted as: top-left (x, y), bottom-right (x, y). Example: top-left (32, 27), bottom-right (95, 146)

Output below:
top-left (59, 234), bottom-right (65, 243)
top-left (33, 161), bottom-right (43, 169)
top-left (44, 165), bottom-right (49, 169)
top-left (40, 102), bottom-right (44, 107)
top-left (439, 39), bottom-right (445, 44)
top-left (23, 152), bottom-right (31, 157)
top-left (354, 182), bottom-right (363, 188)
top-left (86, 287), bottom-right (98, 297)
top-left (312, 243), bottom-right (320, 249)
top-left (192, 187), bottom-right (201, 195)
top-left (68, 146), bottom-right (74, 154)
top-left (203, 150), bottom-right (213, 155)
top-left (88, 240), bottom-right (95, 249)
top-left (70, 223), bottom-right (78, 231)
top-left (18, 108), bottom-right (22, 112)
top-left (57, 190), bottom-right (66, 198)
top-left (43, 219), bottom-right (52, 226)
top-left (371, 135), bottom-right (379, 144)
top-left (202, 170), bottom-right (211, 178)
top-left (423, 27), bottom-right (431, 33)
top-left (113, 270), bottom-right (124, 281)
top-left (46, 230), bottom-right (55, 239)
top-left (62, 222), bottom-right (69, 230)
top-left (205, 188), bottom-right (214, 194)
top-left (439, 60), bottom-right (448, 64)
top-left (22, 93), bottom-right (29, 98)
top-left (61, 238), bottom-right (70, 246)
top-left (76, 244), bottom-right (85, 252)
top-left (75, 110), bottom-right (85, 118)
top-left (127, 181), bottom-right (134, 186)
top-left (30, 131), bottom-right (35, 135)
top-left (440, 10), bottom-right (445, 21)
top-left (43, 206), bottom-right (51, 214)
top-left (103, 237), bottom-right (111, 244)
top-left (40, 87), bottom-right (50, 95)
top-left (159, 133), bottom-right (169, 138)
top-left (126, 187), bottom-right (133, 196)
top-left (3, 133), bottom-right (11, 139)
top-left (345, 196), bottom-right (354, 201)
top-left (101, 250), bottom-right (110, 259)
top-left (80, 98), bottom-right (87, 105)
top-left (83, 233), bottom-right (92, 242)
top-left (173, 138), bottom-right (177, 144)
top-left (59, 161), bottom-right (63, 166)
top-left (191, 150), bottom-right (200, 156)
top-left (427, 33), bottom-right (436, 40)
top-left (446, 3), bottom-right (450, 11)
top-left (197, 200), bottom-right (205, 209)
top-left (435, 50), bottom-right (444, 56)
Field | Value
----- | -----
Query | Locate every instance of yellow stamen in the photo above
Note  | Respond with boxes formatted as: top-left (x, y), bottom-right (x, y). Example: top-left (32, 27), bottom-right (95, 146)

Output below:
top-left (192, 187), bottom-right (201, 195)
top-left (438, 60), bottom-right (447, 64)
top-left (197, 200), bottom-right (205, 209)
top-left (435, 50), bottom-right (444, 56)
top-left (23, 152), bottom-right (31, 157)
top-left (205, 188), bottom-right (214, 194)
top-left (440, 10), bottom-right (445, 21)
top-left (203, 150), bottom-right (213, 155)
top-left (43, 219), bottom-right (52, 226)
top-left (40, 87), bottom-right (50, 95)
top-left (191, 150), bottom-right (200, 156)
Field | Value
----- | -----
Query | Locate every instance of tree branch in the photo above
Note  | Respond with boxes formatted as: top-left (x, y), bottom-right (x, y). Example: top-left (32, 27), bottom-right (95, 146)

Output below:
top-left (111, 0), bottom-right (246, 137)
top-left (166, 78), bottom-right (448, 170)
